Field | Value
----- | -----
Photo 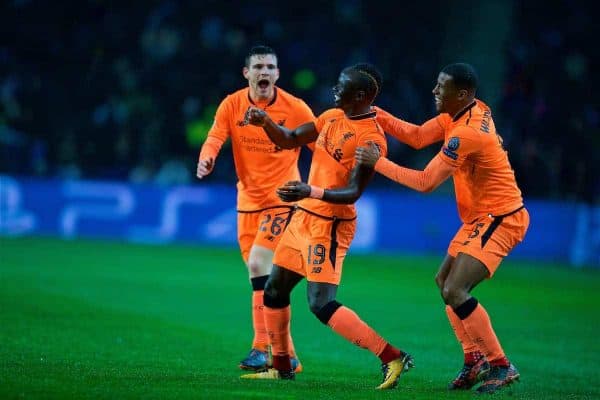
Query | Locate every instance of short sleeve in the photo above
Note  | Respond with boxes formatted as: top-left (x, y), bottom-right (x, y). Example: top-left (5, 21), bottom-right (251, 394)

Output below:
top-left (438, 126), bottom-right (480, 167)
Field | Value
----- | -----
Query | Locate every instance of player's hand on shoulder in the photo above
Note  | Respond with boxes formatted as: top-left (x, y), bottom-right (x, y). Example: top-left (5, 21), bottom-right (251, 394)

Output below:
top-left (276, 180), bottom-right (310, 202)
top-left (355, 141), bottom-right (381, 167)
top-left (196, 158), bottom-right (214, 179)
top-left (245, 106), bottom-right (268, 127)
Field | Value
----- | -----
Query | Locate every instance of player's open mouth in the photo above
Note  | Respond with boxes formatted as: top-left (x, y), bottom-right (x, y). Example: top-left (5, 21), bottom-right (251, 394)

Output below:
top-left (334, 94), bottom-right (341, 102)
top-left (258, 79), bottom-right (270, 89)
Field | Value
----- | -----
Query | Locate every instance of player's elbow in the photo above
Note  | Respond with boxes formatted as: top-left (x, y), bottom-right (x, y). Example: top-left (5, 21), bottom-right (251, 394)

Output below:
top-left (419, 181), bottom-right (440, 193)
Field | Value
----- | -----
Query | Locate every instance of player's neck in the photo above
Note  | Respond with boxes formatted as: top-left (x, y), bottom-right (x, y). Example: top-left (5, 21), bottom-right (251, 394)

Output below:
top-left (345, 104), bottom-right (372, 118)
top-left (249, 88), bottom-right (275, 105)
top-left (451, 99), bottom-right (476, 119)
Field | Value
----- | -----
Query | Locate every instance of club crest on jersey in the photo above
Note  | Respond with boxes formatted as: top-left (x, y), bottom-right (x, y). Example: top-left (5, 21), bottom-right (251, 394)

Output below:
top-left (448, 137), bottom-right (460, 151)
top-left (443, 136), bottom-right (460, 160)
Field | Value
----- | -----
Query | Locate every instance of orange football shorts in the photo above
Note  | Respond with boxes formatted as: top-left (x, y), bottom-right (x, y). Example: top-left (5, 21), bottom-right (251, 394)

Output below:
top-left (272, 208), bottom-right (356, 285)
top-left (448, 207), bottom-right (529, 276)
top-left (237, 206), bottom-right (295, 262)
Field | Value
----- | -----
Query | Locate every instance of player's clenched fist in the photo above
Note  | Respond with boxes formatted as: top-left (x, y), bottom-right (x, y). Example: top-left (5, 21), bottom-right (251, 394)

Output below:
top-left (244, 106), bottom-right (269, 127)
top-left (196, 158), bottom-right (214, 179)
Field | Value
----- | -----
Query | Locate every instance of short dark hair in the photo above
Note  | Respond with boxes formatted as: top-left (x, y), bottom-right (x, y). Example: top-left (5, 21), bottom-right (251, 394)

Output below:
top-left (345, 63), bottom-right (383, 100)
top-left (245, 45), bottom-right (277, 67)
top-left (441, 63), bottom-right (478, 92)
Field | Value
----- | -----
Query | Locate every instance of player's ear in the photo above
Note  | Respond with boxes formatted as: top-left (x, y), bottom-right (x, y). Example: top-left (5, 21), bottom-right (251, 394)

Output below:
top-left (355, 90), bottom-right (366, 102)
top-left (457, 89), bottom-right (468, 100)
top-left (242, 67), bottom-right (249, 79)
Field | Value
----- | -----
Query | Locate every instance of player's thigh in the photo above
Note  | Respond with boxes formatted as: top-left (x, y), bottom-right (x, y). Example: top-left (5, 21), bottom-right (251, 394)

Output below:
top-left (435, 254), bottom-right (455, 289)
top-left (268, 264), bottom-right (304, 295)
top-left (447, 210), bottom-right (528, 278)
top-left (444, 252), bottom-right (490, 296)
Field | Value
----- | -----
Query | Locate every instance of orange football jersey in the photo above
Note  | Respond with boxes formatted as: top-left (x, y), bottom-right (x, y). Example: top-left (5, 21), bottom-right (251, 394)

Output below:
top-left (437, 99), bottom-right (523, 222)
top-left (201, 87), bottom-right (314, 210)
top-left (299, 108), bottom-right (387, 219)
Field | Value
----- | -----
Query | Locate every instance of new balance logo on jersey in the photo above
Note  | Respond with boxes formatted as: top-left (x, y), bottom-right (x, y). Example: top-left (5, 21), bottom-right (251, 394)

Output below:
top-left (333, 149), bottom-right (343, 161)
top-left (342, 132), bottom-right (354, 142)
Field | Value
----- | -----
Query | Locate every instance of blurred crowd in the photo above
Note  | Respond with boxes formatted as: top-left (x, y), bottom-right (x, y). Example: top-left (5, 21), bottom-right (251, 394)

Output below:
top-left (1, 0), bottom-right (597, 203)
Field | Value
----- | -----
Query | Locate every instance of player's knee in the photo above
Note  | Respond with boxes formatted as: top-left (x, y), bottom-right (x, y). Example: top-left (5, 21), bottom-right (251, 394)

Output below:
top-left (442, 284), bottom-right (468, 308)
top-left (307, 296), bottom-right (325, 316)
top-left (434, 274), bottom-right (445, 290)
top-left (263, 280), bottom-right (290, 309)
top-left (310, 300), bottom-right (342, 325)
top-left (247, 259), bottom-right (269, 276)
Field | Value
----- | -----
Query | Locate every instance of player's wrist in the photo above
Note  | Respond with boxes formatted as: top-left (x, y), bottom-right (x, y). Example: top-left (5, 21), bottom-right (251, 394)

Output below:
top-left (309, 185), bottom-right (324, 199)
top-left (259, 114), bottom-right (270, 127)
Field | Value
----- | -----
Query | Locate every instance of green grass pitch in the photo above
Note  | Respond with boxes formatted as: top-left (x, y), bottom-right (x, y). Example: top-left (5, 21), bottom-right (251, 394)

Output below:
top-left (1, 236), bottom-right (599, 399)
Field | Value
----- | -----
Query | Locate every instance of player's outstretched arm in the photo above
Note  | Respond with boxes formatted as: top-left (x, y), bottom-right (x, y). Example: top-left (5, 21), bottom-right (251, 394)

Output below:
top-left (276, 163), bottom-right (374, 205)
top-left (356, 142), bottom-right (455, 193)
top-left (246, 106), bottom-right (319, 149)
top-left (196, 135), bottom-right (226, 179)
top-left (374, 106), bottom-right (445, 149)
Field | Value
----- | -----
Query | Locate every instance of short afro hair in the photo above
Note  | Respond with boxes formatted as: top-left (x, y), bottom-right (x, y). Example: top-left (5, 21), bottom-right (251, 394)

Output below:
top-left (345, 63), bottom-right (383, 100)
top-left (441, 63), bottom-right (478, 92)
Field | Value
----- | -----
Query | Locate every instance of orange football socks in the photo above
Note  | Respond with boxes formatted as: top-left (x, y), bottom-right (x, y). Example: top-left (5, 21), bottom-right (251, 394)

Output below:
top-left (460, 303), bottom-right (507, 366)
top-left (327, 306), bottom-right (400, 363)
top-left (445, 305), bottom-right (479, 356)
top-left (251, 290), bottom-right (268, 352)
top-left (263, 305), bottom-right (292, 371)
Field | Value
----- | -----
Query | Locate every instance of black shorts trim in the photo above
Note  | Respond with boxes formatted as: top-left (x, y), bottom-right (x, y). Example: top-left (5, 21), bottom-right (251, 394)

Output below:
top-left (237, 205), bottom-right (295, 214)
top-left (329, 218), bottom-right (342, 269)
top-left (481, 205), bottom-right (525, 248)
top-left (296, 206), bottom-right (356, 222)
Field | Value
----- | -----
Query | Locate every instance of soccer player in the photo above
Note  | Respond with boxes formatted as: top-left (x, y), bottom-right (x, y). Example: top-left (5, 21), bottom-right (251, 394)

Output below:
top-left (355, 63), bottom-right (528, 394)
top-left (240, 63), bottom-right (414, 390)
top-left (196, 45), bottom-right (314, 371)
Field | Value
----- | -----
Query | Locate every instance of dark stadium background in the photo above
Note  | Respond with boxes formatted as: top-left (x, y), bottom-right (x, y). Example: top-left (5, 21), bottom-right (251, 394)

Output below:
top-left (1, 1), bottom-right (598, 399)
